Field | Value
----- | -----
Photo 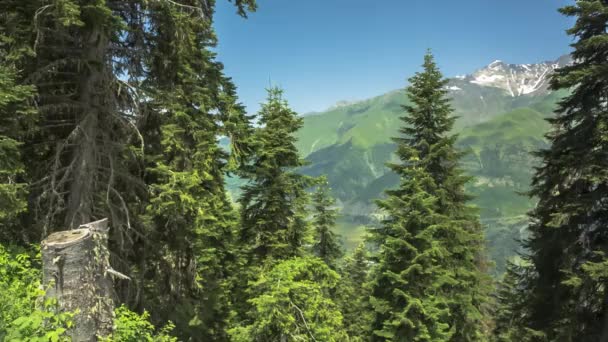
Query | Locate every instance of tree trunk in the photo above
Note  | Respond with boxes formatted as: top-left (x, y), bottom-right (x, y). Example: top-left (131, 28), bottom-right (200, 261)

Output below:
top-left (42, 218), bottom-right (115, 341)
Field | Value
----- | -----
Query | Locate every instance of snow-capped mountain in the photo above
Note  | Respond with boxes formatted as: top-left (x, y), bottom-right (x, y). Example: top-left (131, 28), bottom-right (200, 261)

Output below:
top-left (460, 55), bottom-right (572, 97)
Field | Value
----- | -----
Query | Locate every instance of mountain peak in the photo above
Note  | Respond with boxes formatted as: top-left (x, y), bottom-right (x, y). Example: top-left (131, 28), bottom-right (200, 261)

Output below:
top-left (460, 55), bottom-right (571, 97)
top-left (488, 60), bottom-right (504, 68)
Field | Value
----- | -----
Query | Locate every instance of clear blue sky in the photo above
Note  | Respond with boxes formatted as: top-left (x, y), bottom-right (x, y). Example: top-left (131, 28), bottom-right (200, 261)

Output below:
top-left (214, 0), bottom-right (575, 114)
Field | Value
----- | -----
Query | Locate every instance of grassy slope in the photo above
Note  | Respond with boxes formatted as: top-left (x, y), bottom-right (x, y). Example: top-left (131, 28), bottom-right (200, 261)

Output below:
top-left (296, 89), bottom-right (565, 274)
top-left (295, 81), bottom-right (560, 156)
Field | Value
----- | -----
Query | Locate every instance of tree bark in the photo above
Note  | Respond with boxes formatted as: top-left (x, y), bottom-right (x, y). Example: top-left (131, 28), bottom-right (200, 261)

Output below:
top-left (42, 218), bottom-right (114, 341)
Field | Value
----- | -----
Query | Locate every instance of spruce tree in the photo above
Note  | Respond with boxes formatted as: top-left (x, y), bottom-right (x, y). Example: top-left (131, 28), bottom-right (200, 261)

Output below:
top-left (403, 52), bottom-right (492, 341)
top-left (519, 1), bottom-right (608, 340)
top-left (337, 242), bottom-right (373, 341)
top-left (0, 49), bottom-right (35, 242)
top-left (369, 52), bottom-right (491, 341)
top-left (24, 0), bottom-right (139, 233)
top-left (238, 87), bottom-right (312, 263)
top-left (311, 176), bottom-right (343, 268)
top-left (493, 260), bottom-right (539, 341)
top-left (370, 160), bottom-right (453, 341)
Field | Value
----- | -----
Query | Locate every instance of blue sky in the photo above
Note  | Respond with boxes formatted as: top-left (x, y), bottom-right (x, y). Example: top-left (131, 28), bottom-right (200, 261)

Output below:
top-left (214, 0), bottom-right (575, 114)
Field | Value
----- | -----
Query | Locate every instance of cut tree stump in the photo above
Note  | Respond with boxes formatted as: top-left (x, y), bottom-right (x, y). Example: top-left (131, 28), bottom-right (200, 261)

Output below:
top-left (42, 218), bottom-right (115, 341)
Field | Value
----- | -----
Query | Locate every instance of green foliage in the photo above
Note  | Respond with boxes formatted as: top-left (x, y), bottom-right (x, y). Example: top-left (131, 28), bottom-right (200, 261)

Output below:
top-left (54, 0), bottom-right (84, 27)
top-left (4, 297), bottom-right (75, 342)
top-left (0, 245), bottom-right (41, 337)
top-left (311, 176), bottom-right (344, 268)
top-left (518, 1), bottom-right (608, 340)
top-left (137, 1), bottom-right (255, 339)
top-left (369, 163), bottom-right (454, 341)
top-left (229, 256), bottom-right (348, 342)
top-left (336, 243), bottom-right (373, 341)
top-left (0, 245), bottom-right (73, 342)
top-left (1, 0), bottom-right (257, 340)
top-left (0, 54), bottom-right (35, 242)
top-left (99, 306), bottom-right (177, 342)
top-left (492, 260), bottom-right (542, 342)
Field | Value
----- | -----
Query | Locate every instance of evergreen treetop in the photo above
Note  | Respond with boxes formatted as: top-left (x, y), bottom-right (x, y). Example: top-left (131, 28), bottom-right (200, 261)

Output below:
top-left (370, 52), bottom-right (491, 341)
top-left (239, 87), bottom-right (312, 263)
top-left (397, 51), bottom-right (472, 217)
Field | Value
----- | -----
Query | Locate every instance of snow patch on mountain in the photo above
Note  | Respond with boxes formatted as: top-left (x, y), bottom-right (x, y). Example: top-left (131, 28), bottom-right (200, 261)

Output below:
top-left (470, 74), bottom-right (505, 86)
top-left (463, 55), bottom-right (572, 97)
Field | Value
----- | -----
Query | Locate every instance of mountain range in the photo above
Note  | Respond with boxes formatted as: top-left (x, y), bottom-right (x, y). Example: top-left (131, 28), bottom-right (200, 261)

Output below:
top-left (293, 55), bottom-right (571, 274)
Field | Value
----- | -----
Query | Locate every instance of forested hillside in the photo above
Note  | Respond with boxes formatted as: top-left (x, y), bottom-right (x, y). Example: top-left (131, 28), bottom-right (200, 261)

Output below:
top-left (1, 1), bottom-right (607, 341)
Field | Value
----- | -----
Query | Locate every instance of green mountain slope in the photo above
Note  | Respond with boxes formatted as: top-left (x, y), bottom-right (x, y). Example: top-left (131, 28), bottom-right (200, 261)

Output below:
top-left (296, 82), bottom-right (564, 155)
top-left (295, 82), bottom-right (567, 274)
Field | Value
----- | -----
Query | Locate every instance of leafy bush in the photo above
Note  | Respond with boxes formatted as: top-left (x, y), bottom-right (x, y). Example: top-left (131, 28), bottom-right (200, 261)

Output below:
top-left (100, 305), bottom-right (177, 342)
top-left (0, 244), bottom-right (73, 341)
top-left (229, 256), bottom-right (348, 341)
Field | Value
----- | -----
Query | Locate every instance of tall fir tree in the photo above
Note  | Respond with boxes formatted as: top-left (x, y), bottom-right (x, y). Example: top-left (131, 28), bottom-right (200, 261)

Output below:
top-left (238, 87), bottom-right (312, 264)
top-left (369, 52), bottom-right (492, 341)
top-left (135, 2), bottom-right (255, 340)
top-left (311, 176), bottom-right (343, 269)
top-left (519, 1), bottom-right (608, 340)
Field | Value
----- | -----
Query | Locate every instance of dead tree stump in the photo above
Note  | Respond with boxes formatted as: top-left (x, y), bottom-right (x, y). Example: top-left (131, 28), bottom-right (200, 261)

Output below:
top-left (42, 218), bottom-right (115, 341)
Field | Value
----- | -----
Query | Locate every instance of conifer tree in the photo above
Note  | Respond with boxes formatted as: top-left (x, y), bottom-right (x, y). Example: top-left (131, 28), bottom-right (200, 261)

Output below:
top-left (238, 87), bottom-right (312, 263)
top-left (311, 176), bottom-right (343, 268)
top-left (370, 161), bottom-right (453, 341)
top-left (0, 54), bottom-right (35, 242)
top-left (403, 52), bottom-right (492, 341)
top-left (136, 2), bottom-right (255, 340)
top-left (493, 260), bottom-right (538, 341)
top-left (337, 242), bottom-right (373, 341)
top-left (369, 52), bottom-right (491, 341)
top-left (519, 2), bottom-right (608, 340)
